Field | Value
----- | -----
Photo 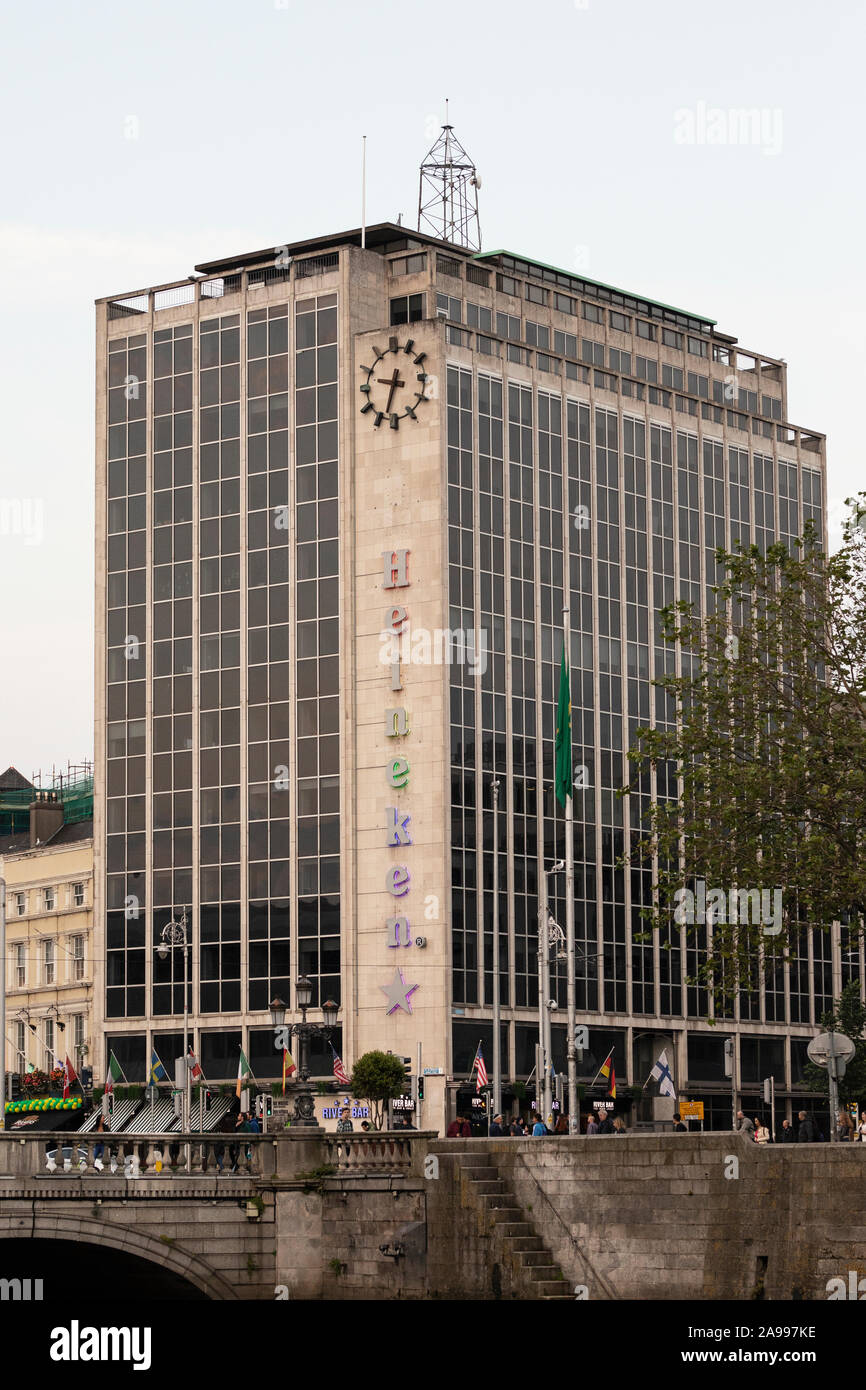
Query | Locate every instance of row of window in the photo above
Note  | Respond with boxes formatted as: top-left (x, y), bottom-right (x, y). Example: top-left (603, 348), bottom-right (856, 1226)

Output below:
top-left (423, 295), bottom-right (784, 419)
top-left (12, 883), bottom-right (87, 915)
top-left (427, 249), bottom-right (716, 339)
top-left (10, 935), bottom-right (87, 987)
top-left (12, 1014), bottom-right (87, 1072)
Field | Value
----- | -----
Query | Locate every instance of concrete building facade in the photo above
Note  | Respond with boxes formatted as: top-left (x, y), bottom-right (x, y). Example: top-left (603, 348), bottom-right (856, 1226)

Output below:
top-left (93, 218), bottom-right (848, 1133)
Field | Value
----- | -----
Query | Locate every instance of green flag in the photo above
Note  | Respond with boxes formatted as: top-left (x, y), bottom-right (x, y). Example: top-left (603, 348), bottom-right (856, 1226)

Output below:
top-left (104, 1050), bottom-right (126, 1094)
top-left (555, 642), bottom-right (572, 808)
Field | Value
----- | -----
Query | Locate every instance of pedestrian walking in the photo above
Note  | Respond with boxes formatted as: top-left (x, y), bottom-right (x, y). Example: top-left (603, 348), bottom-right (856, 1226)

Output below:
top-left (754, 1118), bottom-right (770, 1144)
top-left (586, 1113), bottom-right (599, 1135)
top-left (779, 1118), bottom-right (796, 1144)
top-left (554, 1114), bottom-right (568, 1134)
top-left (673, 1114), bottom-right (687, 1133)
top-left (93, 1113), bottom-right (108, 1171)
top-left (531, 1114), bottom-right (549, 1136)
top-left (735, 1111), bottom-right (755, 1139)
top-left (597, 1112), bottom-right (615, 1135)
top-left (489, 1114), bottom-right (505, 1137)
top-left (858, 1112), bottom-right (866, 1143)
top-left (460, 1117), bottom-right (472, 1138)
top-left (836, 1109), bottom-right (854, 1142)
top-left (612, 1116), bottom-right (626, 1135)
top-left (509, 1116), bottom-right (525, 1136)
top-left (797, 1110), bottom-right (821, 1143)
top-left (336, 1106), bottom-right (354, 1134)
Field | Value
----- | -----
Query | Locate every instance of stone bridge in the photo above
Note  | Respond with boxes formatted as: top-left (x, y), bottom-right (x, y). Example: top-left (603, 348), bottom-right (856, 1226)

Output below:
top-left (1, 1130), bottom-right (863, 1300)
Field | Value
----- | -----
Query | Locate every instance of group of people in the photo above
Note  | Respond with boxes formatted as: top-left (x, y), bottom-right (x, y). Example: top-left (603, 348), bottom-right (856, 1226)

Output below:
top-left (732, 1108), bottom-right (866, 1143)
top-left (446, 1110), bottom-right (626, 1136)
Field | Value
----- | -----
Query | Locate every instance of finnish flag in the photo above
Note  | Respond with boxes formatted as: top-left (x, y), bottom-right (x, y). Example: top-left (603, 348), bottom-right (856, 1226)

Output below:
top-left (648, 1049), bottom-right (677, 1099)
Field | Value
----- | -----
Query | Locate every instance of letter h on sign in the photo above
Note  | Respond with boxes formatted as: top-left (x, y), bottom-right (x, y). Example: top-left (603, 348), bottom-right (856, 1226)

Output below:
top-left (382, 550), bottom-right (410, 589)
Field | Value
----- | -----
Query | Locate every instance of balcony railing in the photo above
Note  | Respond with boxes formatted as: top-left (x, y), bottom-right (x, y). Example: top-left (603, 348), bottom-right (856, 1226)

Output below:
top-left (294, 252), bottom-right (340, 279)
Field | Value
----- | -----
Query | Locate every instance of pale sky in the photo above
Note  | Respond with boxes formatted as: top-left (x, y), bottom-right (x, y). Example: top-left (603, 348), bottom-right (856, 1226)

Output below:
top-left (1, 0), bottom-right (862, 776)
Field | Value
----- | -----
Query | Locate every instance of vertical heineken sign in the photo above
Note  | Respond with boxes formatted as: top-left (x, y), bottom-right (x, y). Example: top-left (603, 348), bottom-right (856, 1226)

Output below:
top-left (380, 549), bottom-right (420, 1014)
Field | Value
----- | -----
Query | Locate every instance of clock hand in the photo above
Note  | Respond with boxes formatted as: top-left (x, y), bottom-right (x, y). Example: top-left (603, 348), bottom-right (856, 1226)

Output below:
top-left (377, 367), bottom-right (404, 414)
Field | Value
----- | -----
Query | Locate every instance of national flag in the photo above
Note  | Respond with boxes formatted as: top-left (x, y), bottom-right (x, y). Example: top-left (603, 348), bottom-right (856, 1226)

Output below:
top-left (282, 1048), bottom-right (296, 1094)
top-left (607, 1063), bottom-right (616, 1099)
top-left (149, 1049), bottom-right (169, 1086)
top-left (104, 1050), bottom-right (126, 1094)
top-left (592, 1049), bottom-right (615, 1095)
top-left (331, 1047), bottom-right (350, 1087)
top-left (472, 1043), bottom-right (488, 1092)
top-left (236, 1046), bottom-right (251, 1099)
top-left (63, 1055), bottom-right (78, 1100)
top-left (187, 1045), bottom-right (203, 1081)
top-left (645, 1048), bottom-right (677, 1100)
top-left (554, 642), bottom-right (572, 809)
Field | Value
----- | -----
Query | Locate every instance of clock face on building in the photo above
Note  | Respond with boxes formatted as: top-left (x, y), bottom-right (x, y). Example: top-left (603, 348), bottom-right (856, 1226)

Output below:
top-left (359, 336), bottom-right (429, 430)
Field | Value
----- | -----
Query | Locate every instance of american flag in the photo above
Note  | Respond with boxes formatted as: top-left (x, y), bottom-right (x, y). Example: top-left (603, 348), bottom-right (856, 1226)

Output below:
top-left (332, 1047), bottom-right (350, 1086)
top-left (473, 1043), bottom-right (488, 1092)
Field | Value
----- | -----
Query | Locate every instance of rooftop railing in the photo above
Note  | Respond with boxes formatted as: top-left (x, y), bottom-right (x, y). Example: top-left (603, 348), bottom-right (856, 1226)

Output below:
top-left (105, 251), bottom-right (339, 322)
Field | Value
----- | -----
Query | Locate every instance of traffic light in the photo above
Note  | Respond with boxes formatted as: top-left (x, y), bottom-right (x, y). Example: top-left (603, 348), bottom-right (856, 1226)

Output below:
top-left (417, 1075), bottom-right (425, 1102)
top-left (203, 1088), bottom-right (214, 1112)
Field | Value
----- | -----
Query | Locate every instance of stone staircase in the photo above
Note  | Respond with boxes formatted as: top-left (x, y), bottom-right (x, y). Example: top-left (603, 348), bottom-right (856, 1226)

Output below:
top-left (456, 1153), bottom-right (572, 1299)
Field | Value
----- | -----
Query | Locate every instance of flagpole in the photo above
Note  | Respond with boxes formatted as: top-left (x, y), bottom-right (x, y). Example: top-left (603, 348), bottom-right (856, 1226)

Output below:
top-left (491, 779), bottom-right (501, 1117)
top-left (563, 609), bottom-right (577, 1133)
top-left (0, 877), bottom-right (6, 1129)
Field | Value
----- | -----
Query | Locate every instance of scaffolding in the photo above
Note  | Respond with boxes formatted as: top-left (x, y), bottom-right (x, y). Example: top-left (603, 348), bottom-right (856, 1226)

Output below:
top-left (0, 760), bottom-right (93, 837)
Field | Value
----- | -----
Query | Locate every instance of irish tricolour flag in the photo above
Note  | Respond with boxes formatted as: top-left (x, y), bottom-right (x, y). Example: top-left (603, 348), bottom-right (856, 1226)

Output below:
top-left (236, 1047), bottom-right (251, 1099)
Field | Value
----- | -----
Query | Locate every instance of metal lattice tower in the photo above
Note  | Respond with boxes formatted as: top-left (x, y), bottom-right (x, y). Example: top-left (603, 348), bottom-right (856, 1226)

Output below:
top-left (417, 109), bottom-right (481, 252)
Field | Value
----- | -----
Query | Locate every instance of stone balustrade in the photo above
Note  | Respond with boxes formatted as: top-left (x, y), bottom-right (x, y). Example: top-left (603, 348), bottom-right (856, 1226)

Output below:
top-left (0, 1131), bottom-right (268, 1178)
top-left (323, 1130), bottom-right (433, 1174)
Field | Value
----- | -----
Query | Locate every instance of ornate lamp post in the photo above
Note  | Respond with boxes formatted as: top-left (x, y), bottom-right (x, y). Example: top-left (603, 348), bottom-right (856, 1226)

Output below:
top-left (270, 979), bottom-right (339, 1128)
top-left (155, 908), bottom-right (191, 1131)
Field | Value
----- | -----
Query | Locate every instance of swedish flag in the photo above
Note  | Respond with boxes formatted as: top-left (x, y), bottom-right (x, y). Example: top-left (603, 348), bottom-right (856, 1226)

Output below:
top-left (149, 1049), bottom-right (169, 1086)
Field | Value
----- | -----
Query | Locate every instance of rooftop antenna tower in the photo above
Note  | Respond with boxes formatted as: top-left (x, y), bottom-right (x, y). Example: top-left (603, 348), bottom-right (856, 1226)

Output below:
top-left (417, 101), bottom-right (482, 252)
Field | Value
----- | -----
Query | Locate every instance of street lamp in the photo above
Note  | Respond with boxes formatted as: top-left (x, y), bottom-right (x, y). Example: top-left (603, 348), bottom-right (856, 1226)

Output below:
top-left (154, 908), bottom-right (191, 1134)
top-left (537, 860), bottom-right (565, 1120)
top-left (272, 976), bottom-right (339, 1127)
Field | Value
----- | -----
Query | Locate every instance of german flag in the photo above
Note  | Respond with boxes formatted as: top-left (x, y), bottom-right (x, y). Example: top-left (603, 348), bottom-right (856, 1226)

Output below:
top-left (596, 1049), bottom-right (616, 1099)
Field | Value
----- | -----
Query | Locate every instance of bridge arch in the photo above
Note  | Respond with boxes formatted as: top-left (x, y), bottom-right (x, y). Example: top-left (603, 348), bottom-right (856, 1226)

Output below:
top-left (0, 1213), bottom-right (239, 1301)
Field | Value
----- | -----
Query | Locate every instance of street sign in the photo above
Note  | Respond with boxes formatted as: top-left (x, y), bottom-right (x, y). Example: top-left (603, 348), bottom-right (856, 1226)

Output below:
top-left (574, 1026), bottom-right (589, 1049)
top-left (680, 1101), bottom-right (704, 1120)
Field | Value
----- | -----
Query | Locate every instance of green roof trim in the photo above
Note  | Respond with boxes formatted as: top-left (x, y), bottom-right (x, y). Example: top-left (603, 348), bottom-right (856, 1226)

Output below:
top-left (473, 249), bottom-right (717, 327)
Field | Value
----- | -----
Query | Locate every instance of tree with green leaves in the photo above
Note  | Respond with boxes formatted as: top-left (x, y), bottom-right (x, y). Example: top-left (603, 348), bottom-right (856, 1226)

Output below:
top-left (625, 496), bottom-right (866, 1009)
top-left (803, 980), bottom-right (866, 1106)
top-left (349, 1050), bottom-right (406, 1130)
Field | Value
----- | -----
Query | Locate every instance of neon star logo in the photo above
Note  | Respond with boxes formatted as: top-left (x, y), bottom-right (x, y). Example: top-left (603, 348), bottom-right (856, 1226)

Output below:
top-left (380, 967), bottom-right (419, 1015)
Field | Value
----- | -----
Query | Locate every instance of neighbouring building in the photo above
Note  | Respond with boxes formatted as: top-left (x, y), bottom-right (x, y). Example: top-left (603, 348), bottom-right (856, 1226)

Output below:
top-left (92, 126), bottom-right (850, 1134)
top-left (1, 765), bottom-right (94, 1080)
